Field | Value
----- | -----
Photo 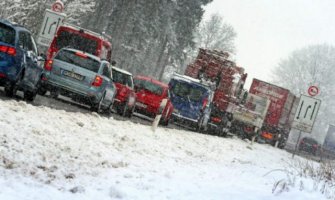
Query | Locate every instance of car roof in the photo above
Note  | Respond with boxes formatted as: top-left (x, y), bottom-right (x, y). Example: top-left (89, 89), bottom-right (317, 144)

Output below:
top-left (112, 67), bottom-right (132, 76)
top-left (134, 75), bottom-right (168, 88)
top-left (171, 73), bottom-right (211, 90)
top-left (59, 48), bottom-right (102, 62)
top-left (0, 19), bottom-right (30, 33)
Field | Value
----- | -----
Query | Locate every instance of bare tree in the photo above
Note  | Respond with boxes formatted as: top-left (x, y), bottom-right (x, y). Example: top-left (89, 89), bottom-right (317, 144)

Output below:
top-left (194, 13), bottom-right (236, 53)
top-left (271, 44), bottom-right (335, 140)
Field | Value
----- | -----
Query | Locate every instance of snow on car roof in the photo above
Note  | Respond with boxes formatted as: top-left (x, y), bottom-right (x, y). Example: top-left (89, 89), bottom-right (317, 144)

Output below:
top-left (134, 75), bottom-right (168, 88)
top-left (112, 67), bottom-right (132, 76)
top-left (171, 73), bottom-right (211, 89)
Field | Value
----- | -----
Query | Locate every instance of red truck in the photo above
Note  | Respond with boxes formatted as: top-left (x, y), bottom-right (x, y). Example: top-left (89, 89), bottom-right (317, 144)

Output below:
top-left (249, 78), bottom-right (297, 148)
top-left (185, 48), bottom-right (248, 136)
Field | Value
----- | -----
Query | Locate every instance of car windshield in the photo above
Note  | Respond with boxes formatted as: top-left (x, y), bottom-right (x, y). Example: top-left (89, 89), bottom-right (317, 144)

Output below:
top-left (171, 81), bottom-right (207, 101)
top-left (55, 50), bottom-right (100, 73)
top-left (0, 23), bottom-right (15, 45)
top-left (134, 78), bottom-right (163, 96)
top-left (112, 69), bottom-right (133, 88)
top-left (56, 31), bottom-right (98, 56)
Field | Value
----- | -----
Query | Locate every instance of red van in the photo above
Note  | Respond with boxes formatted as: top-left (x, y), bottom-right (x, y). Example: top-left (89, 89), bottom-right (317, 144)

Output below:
top-left (45, 24), bottom-right (112, 63)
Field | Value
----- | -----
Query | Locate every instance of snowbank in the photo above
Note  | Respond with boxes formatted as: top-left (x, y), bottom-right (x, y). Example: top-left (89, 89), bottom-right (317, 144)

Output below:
top-left (0, 98), bottom-right (327, 199)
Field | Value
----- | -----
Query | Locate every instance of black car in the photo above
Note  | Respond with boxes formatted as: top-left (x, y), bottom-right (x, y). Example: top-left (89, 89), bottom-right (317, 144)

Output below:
top-left (299, 137), bottom-right (319, 155)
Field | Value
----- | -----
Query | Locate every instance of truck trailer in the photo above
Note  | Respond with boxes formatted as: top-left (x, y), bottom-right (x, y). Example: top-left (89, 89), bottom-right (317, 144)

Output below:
top-left (249, 78), bottom-right (298, 148)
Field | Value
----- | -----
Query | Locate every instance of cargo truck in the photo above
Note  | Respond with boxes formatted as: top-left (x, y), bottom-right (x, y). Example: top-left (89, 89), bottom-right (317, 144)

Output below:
top-left (184, 48), bottom-right (266, 137)
top-left (249, 78), bottom-right (298, 148)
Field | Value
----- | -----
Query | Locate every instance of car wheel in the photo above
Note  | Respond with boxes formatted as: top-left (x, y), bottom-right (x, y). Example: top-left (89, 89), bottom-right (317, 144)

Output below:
top-left (50, 90), bottom-right (59, 99)
top-left (196, 116), bottom-right (205, 133)
top-left (159, 116), bottom-right (169, 126)
top-left (4, 82), bottom-right (17, 97)
top-left (120, 99), bottom-right (133, 118)
top-left (91, 93), bottom-right (105, 113)
top-left (37, 87), bottom-right (47, 96)
top-left (24, 90), bottom-right (36, 102)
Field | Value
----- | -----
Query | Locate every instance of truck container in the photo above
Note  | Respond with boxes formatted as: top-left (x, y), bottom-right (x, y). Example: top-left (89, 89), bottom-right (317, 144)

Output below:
top-left (249, 78), bottom-right (297, 148)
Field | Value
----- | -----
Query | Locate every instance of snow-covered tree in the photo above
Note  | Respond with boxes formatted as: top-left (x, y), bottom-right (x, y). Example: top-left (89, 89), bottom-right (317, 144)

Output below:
top-left (271, 44), bottom-right (335, 140)
top-left (194, 13), bottom-right (236, 53)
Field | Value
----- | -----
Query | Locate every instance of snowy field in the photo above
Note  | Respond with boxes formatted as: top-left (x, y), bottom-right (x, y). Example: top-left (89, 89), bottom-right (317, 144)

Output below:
top-left (0, 95), bottom-right (328, 200)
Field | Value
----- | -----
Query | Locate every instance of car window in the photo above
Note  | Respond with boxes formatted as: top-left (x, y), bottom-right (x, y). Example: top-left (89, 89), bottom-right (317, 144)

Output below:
top-left (30, 35), bottom-right (38, 54)
top-left (102, 63), bottom-right (111, 79)
top-left (55, 50), bottom-right (100, 73)
top-left (134, 78), bottom-right (163, 96)
top-left (56, 31), bottom-right (98, 56)
top-left (112, 69), bottom-right (133, 88)
top-left (171, 81), bottom-right (207, 101)
top-left (0, 23), bottom-right (15, 45)
top-left (18, 31), bottom-right (26, 49)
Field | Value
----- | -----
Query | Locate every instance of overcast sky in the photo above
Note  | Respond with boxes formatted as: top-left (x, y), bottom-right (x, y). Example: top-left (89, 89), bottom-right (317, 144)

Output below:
top-left (204, 0), bottom-right (335, 88)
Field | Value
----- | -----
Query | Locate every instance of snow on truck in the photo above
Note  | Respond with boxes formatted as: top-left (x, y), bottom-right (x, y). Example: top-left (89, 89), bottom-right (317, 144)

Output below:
top-left (249, 79), bottom-right (298, 148)
top-left (184, 48), bottom-right (268, 136)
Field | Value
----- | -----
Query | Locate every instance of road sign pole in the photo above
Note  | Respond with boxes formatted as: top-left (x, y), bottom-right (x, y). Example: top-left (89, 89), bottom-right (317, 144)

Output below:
top-left (292, 130), bottom-right (302, 158)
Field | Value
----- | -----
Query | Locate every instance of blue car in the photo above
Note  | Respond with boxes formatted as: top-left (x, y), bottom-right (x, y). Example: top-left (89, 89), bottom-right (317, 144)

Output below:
top-left (40, 48), bottom-right (116, 113)
top-left (169, 74), bottom-right (213, 131)
top-left (0, 19), bottom-right (43, 101)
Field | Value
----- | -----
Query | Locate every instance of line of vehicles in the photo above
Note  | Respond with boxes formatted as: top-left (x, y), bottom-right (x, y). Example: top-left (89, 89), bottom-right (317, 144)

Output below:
top-left (0, 18), bottom-right (300, 148)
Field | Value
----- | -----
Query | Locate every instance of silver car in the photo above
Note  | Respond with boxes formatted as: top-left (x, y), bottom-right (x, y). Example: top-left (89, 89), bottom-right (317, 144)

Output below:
top-left (40, 48), bottom-right (116, 113)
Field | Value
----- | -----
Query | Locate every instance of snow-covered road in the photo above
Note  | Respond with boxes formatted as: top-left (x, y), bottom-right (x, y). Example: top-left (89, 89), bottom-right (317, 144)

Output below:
top-left (0, 94), bottom-right (328, 200)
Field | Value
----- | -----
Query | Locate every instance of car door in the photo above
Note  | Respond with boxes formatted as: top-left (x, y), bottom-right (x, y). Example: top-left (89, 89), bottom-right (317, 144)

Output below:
top-left (101, 62), bottom-right (115, 106)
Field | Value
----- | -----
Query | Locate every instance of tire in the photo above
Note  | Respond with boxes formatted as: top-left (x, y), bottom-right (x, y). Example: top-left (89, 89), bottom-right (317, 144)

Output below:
top-left (91, 93), bottom-right (105, 113)
top-left (4, 82), bottom-right (16, 97)
top-left (50, 90), bottom-right (59, 99)
top-left (196, 116), bottom-right (205, 133)
top-left (37, 87), bottom-right (47, 96)
top-left (159, 117), bottom-right (169, 126)
top-left (24, 90), bottom-right (36, 102)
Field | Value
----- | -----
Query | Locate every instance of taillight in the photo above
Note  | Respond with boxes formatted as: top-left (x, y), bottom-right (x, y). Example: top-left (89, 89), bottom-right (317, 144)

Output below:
top-left (120, 87), bottom-right (128, 96)
top-left (0, 73), bottom-right (6, 78)
top-left (44, 60), bottom-right (53, 71)
top-left (202, 97), bottom-right (208, 110)
top-left (0, 45), bottom-right (16, 56)
top-left (92, 75), bottom-right (103, 87)
top-left (211, 117), bottom-right (221, 123)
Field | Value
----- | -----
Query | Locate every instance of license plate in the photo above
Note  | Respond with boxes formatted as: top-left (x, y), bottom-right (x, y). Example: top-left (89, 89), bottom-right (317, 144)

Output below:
top-left (136, 102), bottom-right (147, 108)
top-left (62, 70), bottom-right (84, 81)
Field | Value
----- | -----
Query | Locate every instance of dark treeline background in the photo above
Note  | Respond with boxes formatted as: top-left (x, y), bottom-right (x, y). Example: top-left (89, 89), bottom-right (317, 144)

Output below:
top-left (0, 0), bottom-right (213, 81)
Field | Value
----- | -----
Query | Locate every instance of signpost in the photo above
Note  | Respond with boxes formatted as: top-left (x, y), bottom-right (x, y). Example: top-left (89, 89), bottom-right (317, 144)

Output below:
top-left (37, 9), bottom-right (66, 47)
top-left (292, 93), bottom-right (321, 158)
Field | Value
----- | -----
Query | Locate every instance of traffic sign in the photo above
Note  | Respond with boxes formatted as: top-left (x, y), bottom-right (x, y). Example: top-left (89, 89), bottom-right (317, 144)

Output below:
top-left (292, 95), bottom-right (321, 133)
top-left (308, 85), bottom-right (319, 96)
top-left (37, 9), bottom-right (66, 47)
top-left (52, 1), bottom-right (64, 13)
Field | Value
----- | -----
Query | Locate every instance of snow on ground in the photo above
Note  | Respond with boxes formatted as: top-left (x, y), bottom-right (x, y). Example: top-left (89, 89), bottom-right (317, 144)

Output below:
top-left (0, 98), bottom-right (327, 200)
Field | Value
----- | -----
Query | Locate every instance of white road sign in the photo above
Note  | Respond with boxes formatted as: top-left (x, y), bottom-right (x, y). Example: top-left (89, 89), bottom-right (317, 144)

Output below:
top-left (292, 95), bottom-right (321, 133)
top-left (37, 9), bottom-right (66, 47)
